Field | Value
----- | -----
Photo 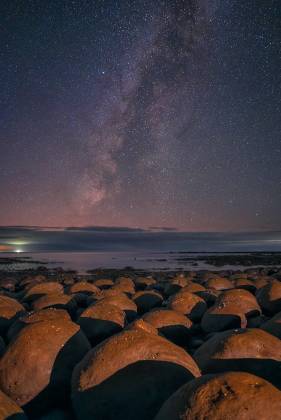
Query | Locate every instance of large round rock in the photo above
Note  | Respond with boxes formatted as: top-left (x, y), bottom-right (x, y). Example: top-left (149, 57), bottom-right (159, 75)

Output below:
top-left (203, 277), bottom-right (233, 291)
top-left (182, 282), bottom-right (206, 294)
top-left (0, 295), bottom-right (25, 335)
top-left (194, 328), bottom-right (281, 388)
top-left (111, 277), bottom-right (135, 295)
top-left (92, 278), bottom-right (114, 289)
top-left (163, 277), bottom-right (189, 297)
top-left (201, 289), bottom-right (260, 333)
top-left (167, 291), bottom-right (207, 321)
top-left (196, 288), bottom-right (220, 306)
top-left (94, 294), bottom-right (137, 321)
top-left (142, 308), bottom-right (192, 346)
top-left (23, 282), bottom-right (64, 303)
top-left (134, 277), bottom-right (156, 291)
top-left (0, 317), bottom-right (91, 416)
top-left (234, 278), bottom-right (256, 293)
top-left (72, 327), bottom-right (200, 420)
top-left (77, 302), bottom-right (125, 345)
top-left (155, 372), bottom-right (281, 420)
top-left (252, 276), bottom-right (271, 290)
top-left (7, 308), bottom-right (71, 342)
top-left (69, 282), bottom-right (100, 296)
top-left (20, 275), bottom-right (47, 290)
top-left (256, 280), bottom-right (281, 314)
top-left (133, 290), bottom-right (163, 314)
top-left (32, 293), bottom-right (77, 315)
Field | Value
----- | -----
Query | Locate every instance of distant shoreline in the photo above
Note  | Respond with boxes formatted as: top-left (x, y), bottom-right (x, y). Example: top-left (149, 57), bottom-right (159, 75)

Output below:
top-left (1, 251), bottom-right (281, 275)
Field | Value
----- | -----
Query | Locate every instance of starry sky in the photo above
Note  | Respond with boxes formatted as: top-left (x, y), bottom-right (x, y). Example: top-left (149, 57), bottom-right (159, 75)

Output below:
top-left (0, 0), bottom-right (280, 231)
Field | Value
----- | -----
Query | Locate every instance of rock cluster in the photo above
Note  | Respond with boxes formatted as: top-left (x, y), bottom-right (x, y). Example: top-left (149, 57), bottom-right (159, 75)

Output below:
top-left (0, 266), bottom-right (280, 418)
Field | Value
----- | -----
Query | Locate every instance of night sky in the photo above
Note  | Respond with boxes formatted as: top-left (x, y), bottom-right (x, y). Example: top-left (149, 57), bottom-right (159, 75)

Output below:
top-left (1, 0), bottom-right (280, 231)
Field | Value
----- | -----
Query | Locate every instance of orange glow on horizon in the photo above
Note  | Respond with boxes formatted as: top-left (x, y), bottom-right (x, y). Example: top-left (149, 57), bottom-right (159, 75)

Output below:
top-left (0, 245), bottom-right (13, 252)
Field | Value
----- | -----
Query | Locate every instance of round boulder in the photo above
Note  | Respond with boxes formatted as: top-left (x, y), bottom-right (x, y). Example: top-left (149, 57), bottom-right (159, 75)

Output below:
top-left (142, 308), bottom-right (192, 346)
top-left (20, 275), bottom-right (47, 290)
top-left (72, 328), bottom-right (200, 420)
top-left (167, 291), bottom-right (207, 321)
top-left (155, 372), bottom-right (281, 420)
top-left (133, 290), bottom-right (163, 314)
top-left (93, 294), bottom-right (137, 321)
top-left (0, 295), bottom-right (25, 335)
top-left (163, 277), bottom-right (189, 297)
top-left (181, 282), bottom-right (206, 294)
top-left (77, 302), bottom-right (125, 345)
top-left (32, 293), bottom-right (77, 315)
top-left (203, 277), bottom-right (233, 291)
top-left (69, 282), bottom-right (100, 296)
top-left (194, 328), bottom-right (281, 388)
top-left (196, 288), bottom-right (220, 306)
top-left (0, 317), bottom-right (91, 416)
top-left (7, 308), bottom-right (71, 343)
top-left (23, 282), bottom-right (64, 303)
top-left (125, 319), bottom-right (158, 335)
top-left (93, 288), bottom-right (126, 300)
top-left (234, 278), bottom-right (256, 293)
top-left (134, 277), bottom-right (156, 291)
top-left (201, 289), bottom-right (261, 333)
top-left (92, 278), bottom-right (114, 289)
top-left (252, 276), bottom-right (271, 290)
top-left (111, 277), bottom-right (135, 295)
top-left (256, 280), bottom-right (281, 314)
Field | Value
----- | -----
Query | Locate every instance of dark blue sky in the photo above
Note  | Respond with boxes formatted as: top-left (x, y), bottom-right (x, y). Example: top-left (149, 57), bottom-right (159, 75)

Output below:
top-left (0, 0), bottom-right (280, 230)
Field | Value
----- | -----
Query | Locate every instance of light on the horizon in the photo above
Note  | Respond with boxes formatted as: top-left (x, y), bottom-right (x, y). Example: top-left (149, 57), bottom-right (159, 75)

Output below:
top-left (10, 240), bottom-right (29, 246)
top-left (8, 239), bottom-right (30, 253)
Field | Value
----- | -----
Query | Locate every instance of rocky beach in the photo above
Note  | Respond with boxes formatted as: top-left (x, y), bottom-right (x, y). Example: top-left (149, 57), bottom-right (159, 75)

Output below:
top-left (0, 259), bottom-right (281, 419)
top-left (1, 0), bottom-right (280, 417)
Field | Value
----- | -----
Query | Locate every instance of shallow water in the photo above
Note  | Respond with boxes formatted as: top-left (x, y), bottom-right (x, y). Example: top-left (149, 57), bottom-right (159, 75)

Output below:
top-left (1, 251), bottom-right (280, 273)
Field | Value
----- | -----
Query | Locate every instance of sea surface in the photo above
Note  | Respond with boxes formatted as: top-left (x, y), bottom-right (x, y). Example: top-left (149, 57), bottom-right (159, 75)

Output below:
top-left (1, 251), bottom-right (281, 273)
top-left (1, 228), bottom-right (281, 272)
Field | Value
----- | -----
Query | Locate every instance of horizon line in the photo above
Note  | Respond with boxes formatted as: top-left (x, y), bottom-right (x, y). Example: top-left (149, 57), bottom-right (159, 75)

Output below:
top-left (0, 224), bottom-right (280, 235)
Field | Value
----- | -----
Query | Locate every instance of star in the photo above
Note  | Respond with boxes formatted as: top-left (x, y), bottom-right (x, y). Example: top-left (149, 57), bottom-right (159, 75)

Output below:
top-left (0, 1), bottom-right (279, 232)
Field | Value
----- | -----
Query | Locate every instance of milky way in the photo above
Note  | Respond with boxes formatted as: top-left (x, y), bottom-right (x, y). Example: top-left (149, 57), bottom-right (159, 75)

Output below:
top-left (0, 0), bottom-right (280, 230)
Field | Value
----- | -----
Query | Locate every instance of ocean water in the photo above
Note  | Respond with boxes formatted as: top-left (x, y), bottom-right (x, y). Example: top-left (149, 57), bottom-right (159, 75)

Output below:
top-left (1, 251), bottom-right (280, 273)
top-left (1, 228), bottom-right (281, 272)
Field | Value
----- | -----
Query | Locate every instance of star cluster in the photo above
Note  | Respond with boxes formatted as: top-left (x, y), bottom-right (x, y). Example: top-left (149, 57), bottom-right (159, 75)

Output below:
top-left (0, 0), bottom-right (280, 231)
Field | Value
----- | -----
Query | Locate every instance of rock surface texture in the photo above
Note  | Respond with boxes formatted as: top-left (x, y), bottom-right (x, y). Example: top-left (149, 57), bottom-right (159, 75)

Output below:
top-left (0, 266), bottom-right (280, 418)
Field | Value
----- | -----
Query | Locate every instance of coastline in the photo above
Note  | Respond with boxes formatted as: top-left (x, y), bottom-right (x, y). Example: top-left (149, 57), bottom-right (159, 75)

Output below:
top-left (1, 251), bottom-right (281, 274)
top-left (0, 254), bottom-right (281, 417)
